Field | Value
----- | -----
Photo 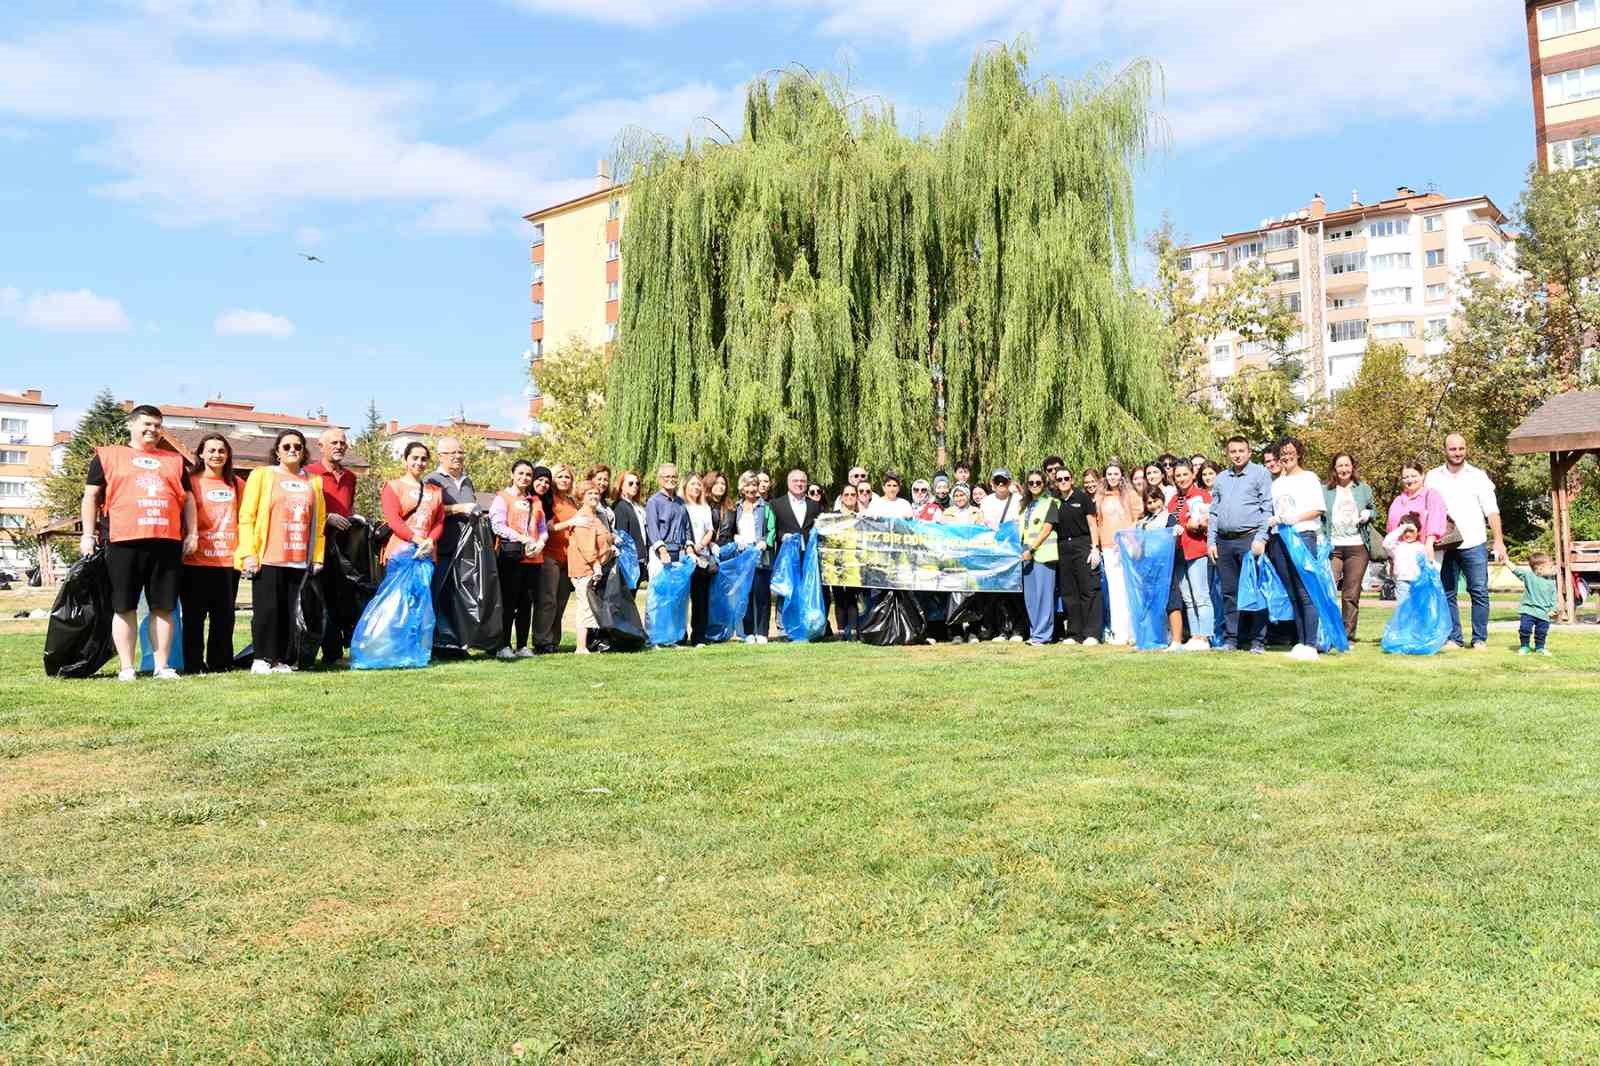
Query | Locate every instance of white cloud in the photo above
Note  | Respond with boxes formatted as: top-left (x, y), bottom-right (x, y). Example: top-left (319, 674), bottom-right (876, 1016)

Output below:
top-left (294, 225), bottom-right (324, 248)
top-left (0, 286), bottom-right (132, 332)
top-left (501, 0), bottom-right (731, 29)
top-left (215, 308), bottom-right (296, 337)
top-left (127, 0), bottom-right (358, 44)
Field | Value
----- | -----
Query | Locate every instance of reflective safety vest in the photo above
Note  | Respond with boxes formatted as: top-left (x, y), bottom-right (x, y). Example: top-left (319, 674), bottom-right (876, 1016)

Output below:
top-left (384, 479), bottom-right (443, 562)
top-left (96, 444), bottom-right (186, 542)
top-left (497, 487), bottom-right (545, 565)
top-left (262, 476), bottom-right (315, 566)
top-left (186, 473), bottom-right (243, 566)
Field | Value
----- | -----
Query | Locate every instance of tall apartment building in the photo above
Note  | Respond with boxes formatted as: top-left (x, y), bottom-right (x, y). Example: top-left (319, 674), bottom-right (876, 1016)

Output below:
top-left (1528, 0), bottom-right (1600, 170)
top-left (522, 163), bottom-right (628, 432)
top-left (1179, 187), bottom-right (1514, 397)
top-left (0, 388), bottom-right (57, 567)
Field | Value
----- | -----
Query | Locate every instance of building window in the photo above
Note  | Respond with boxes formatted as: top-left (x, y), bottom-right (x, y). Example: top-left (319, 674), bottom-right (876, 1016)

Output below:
top-left (1277, 293), bottom-right (1302, 312)
top-left (1325, 226), bottom-right (1357, 242)
top-left (529, 339), bottom-right (542, 358)
top-left (1328, 294), bottom-right (1359, 309)
top-left (0, 513), bottom-right (25, 530)
top-left (1370, 286), bottom-right (1413, 306)
top-left (1264, 228), bottom-right (1298, 251)
top-left (608, 198), bottom-right (621, 220)
top-left (607, 240), bottom-right (620, 261)
top-left (1329, 319), bottom-right (1368, 343)
top-left (1369, 252), bottom-right (1412, 272)
top-left (1425, 249), bottom-right (1447, 268)
top-left (1208, 251), bottom-right (1227, 268)
top-left (1426, 282), bottom-right (1448, 302)
top-left (1372, 321), bottom-right (1416, 340)
top-left (1231, 240), bottom-right (1264, 264)
top-left (1423, 214), bottom-right (1443, 233)
top-left (1269, 261), bottom-right (1300, 281)
top-left (1326, 251), bottom-right (1366, 275)
top-left (607, 280), bottom-right (620, 301)
top-left (1542, 0), bottom-right (1597, 38)
top-left (1425, 318), bottom-right (1449, 340)
top-left (530, 223), bottom-right (544, 247)
top-left (1545, 64), bottom-right (1600, 105)
top-left (0, 449), bottom-right (25, 465)
top-left (1467, 241), bottom-right (1496, 263)
top-left (605, 322), bottom-right (618, 342)
top-left (1239, 339), bottom-right (1266, 356)
top-left (531, 302), bottom-right (544, 322)
top-left (1177, 256), bottom-right (1193, 271)
top-left (1211, 343), bottom-right (1231, 363)
top-left (1368, 218), bottom-right (1410, 238)
top-left (0, 480), bottom-right (27, 498)
top-left (531, 262), bottom-right (544, 284)
top-left (0, 418), bottom-right (26, 436)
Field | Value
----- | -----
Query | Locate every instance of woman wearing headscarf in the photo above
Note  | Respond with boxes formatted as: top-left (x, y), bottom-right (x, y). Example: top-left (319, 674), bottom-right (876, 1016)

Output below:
top-left (237, 429), bottom-right (328, 674)
top-left (489, 459), bottom-right (546, 659)
top-left (180, 432), bottom-right (244, 673)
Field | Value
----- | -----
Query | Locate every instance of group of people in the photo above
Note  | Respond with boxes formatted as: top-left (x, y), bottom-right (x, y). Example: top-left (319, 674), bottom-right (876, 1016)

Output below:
top-left (76, 402), bottom-right (1552, 681)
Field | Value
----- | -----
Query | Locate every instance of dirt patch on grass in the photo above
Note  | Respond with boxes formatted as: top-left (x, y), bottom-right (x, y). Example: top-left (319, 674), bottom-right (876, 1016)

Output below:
top-left (0, 743), bottom-right (157, 814)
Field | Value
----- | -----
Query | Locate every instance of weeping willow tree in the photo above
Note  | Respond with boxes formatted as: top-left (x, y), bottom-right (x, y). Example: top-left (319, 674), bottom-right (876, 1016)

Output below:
top-left (606, 42), bottom-right (1205, 483)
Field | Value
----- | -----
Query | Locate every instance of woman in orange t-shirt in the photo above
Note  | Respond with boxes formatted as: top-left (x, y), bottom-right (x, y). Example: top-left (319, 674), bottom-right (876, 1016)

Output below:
top-left (236, 430), bottom-right (327, 674)
top-left (380, 442), bottom-right (446, 565)
top-left (179, 433), bottom-right (244, 673)
top-left (567, 480), bottom-right (615, 653)
top-left (532, 462), bottom-right (591, 653)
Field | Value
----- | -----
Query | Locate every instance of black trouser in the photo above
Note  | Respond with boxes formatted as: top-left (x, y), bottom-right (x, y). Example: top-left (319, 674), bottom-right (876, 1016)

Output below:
top-left (251, 564), bottom-right (305, 664)
top-left (179, 565), bottom-right (238, 673)
top-left (1267, 531), bottom-right (1320, 648)
top-left (532, 556), bottom-right (571, 652)
top-left (689, 565), bottom-right (713, 644)
top-left (832, 586), bottom-right (859, 638)
top-left (316, 527), bottom-right (351, 664)
top-left (1058, 538), bottom-right (1100, 641)
top-left (985, 592), bottom-right (1026, 638)
top-left (744, 568), bottom-right (771, 638)
top-left (499, 559), bottom-right (535, 650)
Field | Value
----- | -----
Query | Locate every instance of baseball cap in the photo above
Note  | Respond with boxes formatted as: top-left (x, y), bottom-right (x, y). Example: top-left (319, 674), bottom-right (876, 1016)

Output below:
top-left (990, 468), bottom-right (1012, 483)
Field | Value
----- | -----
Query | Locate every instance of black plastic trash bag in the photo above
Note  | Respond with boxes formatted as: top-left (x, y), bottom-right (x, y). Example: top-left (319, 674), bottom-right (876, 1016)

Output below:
top-left (286, 568), bottom-right (326, 670)
top-left (43, 550), bottom-right (115, 678)
top-left (590, 558), bottom-right (646, 651)
top-left (326, 518), bottom-right (380, 646)
top-left (858, 590), bottom-right (927, 646)
top-left (945, 591), bottom-right (985, 632)
top-left (431, 514), bottom-right (504, 655)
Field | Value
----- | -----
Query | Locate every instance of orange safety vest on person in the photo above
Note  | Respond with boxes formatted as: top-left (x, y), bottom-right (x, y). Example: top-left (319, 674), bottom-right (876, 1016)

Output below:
top-left (497, 488), bottom-right (545, 565)
top-left (96, 444), bottom-right (187, 542)
top-left (261, 475), bottom-right (316, 566)
top-left (384, 479), bottom-right (443, 563)
top-left (185, 473), bottom-right (244, 566)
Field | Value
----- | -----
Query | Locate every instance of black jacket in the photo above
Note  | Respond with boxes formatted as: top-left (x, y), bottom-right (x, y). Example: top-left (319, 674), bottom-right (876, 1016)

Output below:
top-left (771, 494), bottom-right (822, 543)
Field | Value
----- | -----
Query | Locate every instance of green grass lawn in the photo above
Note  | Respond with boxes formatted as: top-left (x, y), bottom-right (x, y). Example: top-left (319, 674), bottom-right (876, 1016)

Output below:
top-left (3, 618), bottom-right (1599, 1064)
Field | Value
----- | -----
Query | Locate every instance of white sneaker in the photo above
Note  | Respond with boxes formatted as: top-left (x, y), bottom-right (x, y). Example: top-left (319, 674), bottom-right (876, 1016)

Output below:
top-left (966, 634), bottom-right (979, 644)
top-left (250, 660), bottom-right (272, 675)
top-left (153, 667), bottom-right (181, 680)
top-left (116, 668), bottom-right (137, 683)
top-left (515, 647), bottom-right (536, 658)
top-left (1289, 644), bottom-right (1319, 661)
top-left (1165, 641), bottom-right (1184, 653)
top-left (1008, 634), bottom-right (1023, 643)
top-left (990, 635), bottom-right (1006, 643)
top-left (1539, 648), bottom-right (1553, 657)
top-left (270, 662), bottom-right (296, 673)
top-left (744, 635), bottom-right (758, 645)
top-left (495, 647), bottom-right (517, 661)
top-left (1185, 637), bottom-right (1211, 651)
top-left (1082, 637), bottom-right (1099, 647)
top-left (925, 637), bottom-right (937, 645)
top-left (755, 636), bottom-right (768, 645)
top-left (1061, 638), bottom-right (1078, 646)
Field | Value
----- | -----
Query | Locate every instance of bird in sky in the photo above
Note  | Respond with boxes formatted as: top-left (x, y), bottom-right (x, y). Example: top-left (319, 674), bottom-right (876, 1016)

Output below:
top-left (298, 253), bottom-right (324, 263)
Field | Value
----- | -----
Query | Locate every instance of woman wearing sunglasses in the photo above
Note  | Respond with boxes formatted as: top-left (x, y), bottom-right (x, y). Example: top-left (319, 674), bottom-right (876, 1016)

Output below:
top-left (1017, 470), bottom-right (1059, 644)
top-left (237, 429), bottom-right (329, 674)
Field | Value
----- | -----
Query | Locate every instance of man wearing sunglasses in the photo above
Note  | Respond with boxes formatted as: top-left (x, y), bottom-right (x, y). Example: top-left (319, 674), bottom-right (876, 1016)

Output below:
top-left (1052, 467), bottom-right (1102, 645)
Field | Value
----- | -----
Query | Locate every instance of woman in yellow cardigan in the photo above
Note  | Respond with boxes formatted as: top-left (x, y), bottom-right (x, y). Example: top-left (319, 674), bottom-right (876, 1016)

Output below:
top-left (235, 429), bottom-right (327, 675)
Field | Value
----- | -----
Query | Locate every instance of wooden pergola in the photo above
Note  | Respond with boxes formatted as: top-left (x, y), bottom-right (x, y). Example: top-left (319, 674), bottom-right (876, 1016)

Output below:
top-left (1507, 390), bottom-right (1600, 623)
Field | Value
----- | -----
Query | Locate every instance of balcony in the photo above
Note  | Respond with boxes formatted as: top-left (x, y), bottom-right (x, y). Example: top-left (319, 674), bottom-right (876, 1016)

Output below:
top-left (530, 302), bottom-right (544, 323)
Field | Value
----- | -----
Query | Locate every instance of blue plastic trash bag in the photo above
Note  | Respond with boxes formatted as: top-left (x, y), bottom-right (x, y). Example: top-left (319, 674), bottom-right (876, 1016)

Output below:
top-left (779, 530), bottom-right (828, 642)
top-left (706, 545), bottom-right (760, 642)
top-left (352, 549), bottom-right (436, 669)
top-left (769, 534), bottom-right (801, 600)
top-left (1209, 561), bottom-right (1226, 648)
top-left (1382, 562), bottom-right (1453, 655)
top-left (138, 593), bottom-right (183, 672)
top-left (1239, 554), bottom-right (1294, 622)
top-left (1276, 529), bottom-right (1349, 653)
top-left (615, 529), bottom-right (640, 591)
top-left (646, 557), bottom-right (694, 646)
top-left (1116, 527), bottom-right (1178, 651)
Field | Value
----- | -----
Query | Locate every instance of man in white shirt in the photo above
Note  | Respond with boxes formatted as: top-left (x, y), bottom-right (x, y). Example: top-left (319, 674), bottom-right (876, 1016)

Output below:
top-left (866, 471), bottom-right (915, 519)
top-left (979, 469), bottom-right (1018, 528)
top-left (978, 469), bottom-right (1025, 641)
top-left (1425, 433), bottom-right (1506, 649)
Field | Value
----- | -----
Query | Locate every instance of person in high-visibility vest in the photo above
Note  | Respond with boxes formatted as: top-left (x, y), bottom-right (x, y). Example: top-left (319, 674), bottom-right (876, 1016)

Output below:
top-left (79, 404), bottom-right (199, 681)
top-left (237, 429), bottom-right (327, 674)
top-left (180, 432), bottom-right (245, 673)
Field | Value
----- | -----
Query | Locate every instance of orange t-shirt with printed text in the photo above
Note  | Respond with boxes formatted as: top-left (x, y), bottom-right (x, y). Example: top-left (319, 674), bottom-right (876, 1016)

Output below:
top-left (185, 473), bottom-right (244, 566)
top-left (97, 444), bottom-right (187, 542)
top-left (262, 475), bottom-right (315, 566)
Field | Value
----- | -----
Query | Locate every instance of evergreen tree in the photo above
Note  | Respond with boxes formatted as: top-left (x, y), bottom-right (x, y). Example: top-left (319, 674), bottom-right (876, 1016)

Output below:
top-left (349, 398), bottom-right (393, 520)
top-left (605, 43), bottom-right (1207, 483)
top-left (41, 390), bottom-right (128, 520)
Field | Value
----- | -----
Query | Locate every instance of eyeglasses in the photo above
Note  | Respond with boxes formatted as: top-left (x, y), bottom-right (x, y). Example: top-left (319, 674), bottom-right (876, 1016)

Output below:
top-left (1027, 480), bottom-right (1043, 487)
top-left (1054, 474), bottom-right (1072, 484)
top-left (439, 450), bottom-right (464, 456)
top-left (279, 443), bottom-right (303, 452)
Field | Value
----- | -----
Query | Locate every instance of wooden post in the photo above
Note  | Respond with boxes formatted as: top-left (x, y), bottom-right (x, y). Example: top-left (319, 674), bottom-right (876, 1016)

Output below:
top-left (1551, 450), bottom-right (1576, 624)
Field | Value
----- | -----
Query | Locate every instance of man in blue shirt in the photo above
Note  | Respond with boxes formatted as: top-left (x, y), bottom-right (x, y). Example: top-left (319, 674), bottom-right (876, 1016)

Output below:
top-left (1207, 435), bottom-right (1274, 652)
top-left (645, 462), bottom-right (690, 574)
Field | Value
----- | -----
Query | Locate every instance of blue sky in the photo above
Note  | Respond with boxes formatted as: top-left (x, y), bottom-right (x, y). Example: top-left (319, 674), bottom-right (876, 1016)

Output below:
top-left (3, 0), bottom-right (1537, 432)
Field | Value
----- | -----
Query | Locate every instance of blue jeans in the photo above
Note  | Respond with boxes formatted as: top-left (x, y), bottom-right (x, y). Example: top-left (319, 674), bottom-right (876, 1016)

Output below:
top-left (1022, 559), bottom-right (1057, 643)
top-left (1215, 536), bottom-right (1262, 648)
top-left (1439, 542), bottom-right (1490, 645)
top-left (1178, 554), bottom-right (1213, 640)
top-left (1519, 614), bottom-right (1549, 650)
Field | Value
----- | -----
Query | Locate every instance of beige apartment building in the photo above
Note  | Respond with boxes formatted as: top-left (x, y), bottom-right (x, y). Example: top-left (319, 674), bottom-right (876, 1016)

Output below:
top-left (1179, 187), bottom-right (1514, 398)
top-left (1529, 0), bottom-right (1600, 170)
top-left (522, 165), bottom-right (627, 430)
top-left (0, 388), bottom-right (57, 568)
